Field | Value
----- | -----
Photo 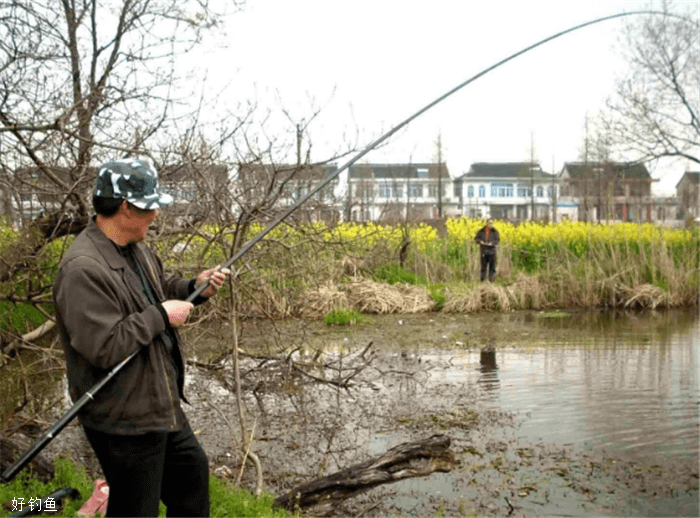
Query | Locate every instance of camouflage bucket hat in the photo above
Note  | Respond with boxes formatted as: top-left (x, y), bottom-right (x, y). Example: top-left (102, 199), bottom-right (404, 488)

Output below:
top-left (94, 159), bottom-right (173, 210)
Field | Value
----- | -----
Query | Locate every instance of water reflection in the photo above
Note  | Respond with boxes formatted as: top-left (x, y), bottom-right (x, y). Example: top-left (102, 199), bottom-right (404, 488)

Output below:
top-left (477, 345), bottom-right (499, 394)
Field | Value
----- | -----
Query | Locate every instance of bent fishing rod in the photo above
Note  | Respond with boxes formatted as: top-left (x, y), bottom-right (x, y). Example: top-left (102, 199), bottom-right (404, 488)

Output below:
top-left (0, 9), bottom-right (666, 484)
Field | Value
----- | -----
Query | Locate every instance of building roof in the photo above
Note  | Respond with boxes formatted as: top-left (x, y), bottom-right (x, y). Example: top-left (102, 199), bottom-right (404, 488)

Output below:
top-left (236, 163), bottom-right (339, 183)
top-left (561, 161), bottom-right (651, 180)
top-left (348, 163), bottom-right (450, 180)
top-left (457, 162), bottom-right (554, 181)
top-left (160, 164), bottom-right (229, 183)
top-left (675, 171), bottom-right (700, 188)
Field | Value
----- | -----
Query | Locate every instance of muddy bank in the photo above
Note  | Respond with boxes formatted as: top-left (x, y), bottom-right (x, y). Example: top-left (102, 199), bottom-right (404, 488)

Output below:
top-left (32, 311), bottom-right (700, 516)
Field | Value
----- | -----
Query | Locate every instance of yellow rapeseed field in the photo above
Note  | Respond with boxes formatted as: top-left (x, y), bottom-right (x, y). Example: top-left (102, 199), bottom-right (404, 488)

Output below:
top-left (234, 217), bottom-right (698, 259)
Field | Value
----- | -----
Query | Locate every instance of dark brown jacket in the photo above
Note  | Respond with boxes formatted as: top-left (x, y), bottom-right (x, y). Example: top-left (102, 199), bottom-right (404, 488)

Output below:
top-left (474, 225), bottom-right (500, 255)
top-left (54, 218), bottom-right (193, 434)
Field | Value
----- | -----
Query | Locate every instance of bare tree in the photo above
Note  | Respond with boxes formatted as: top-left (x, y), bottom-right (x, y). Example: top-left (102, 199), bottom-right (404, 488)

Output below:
top-left (0, 0), bottom-right (240, 275)
top-left (578, 115), bottom-right (614, 222)
top-left (434, 133), bottom-right (444, 219)
top-left (603, 2), bottom-right (699, 167)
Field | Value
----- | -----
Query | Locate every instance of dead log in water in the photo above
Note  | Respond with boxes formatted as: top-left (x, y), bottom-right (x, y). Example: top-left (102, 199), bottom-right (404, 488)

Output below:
top-left (274, 434), bottom-right (455, 515)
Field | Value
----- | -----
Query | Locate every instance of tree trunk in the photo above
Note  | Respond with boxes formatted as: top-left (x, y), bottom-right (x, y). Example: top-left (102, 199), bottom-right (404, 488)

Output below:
top-left (274, 434), bottom-right (455, 515)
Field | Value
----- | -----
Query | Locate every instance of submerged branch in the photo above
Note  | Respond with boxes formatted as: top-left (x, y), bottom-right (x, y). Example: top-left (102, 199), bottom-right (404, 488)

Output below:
top-left (273, 434), bottom-right (455, 515)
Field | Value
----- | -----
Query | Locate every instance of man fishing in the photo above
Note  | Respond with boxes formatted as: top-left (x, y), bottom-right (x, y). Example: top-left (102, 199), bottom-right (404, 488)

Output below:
top-left (474, 218), bottom-right (500, 282)
top-left (53, 158), bottom-right (229, 517)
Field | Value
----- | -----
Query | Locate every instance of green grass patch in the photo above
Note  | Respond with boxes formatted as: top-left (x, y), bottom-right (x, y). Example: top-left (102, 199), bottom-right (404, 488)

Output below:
top-left (0, 457), bottom-right (94, 517)
top-left (372, 264), bottom-right (428, 286)
top-left (428, 284), bottom-right (446, 310)
top-left (539, 311), bottom-right (570, 318)
top-left (209, 477), bottom-right (288, 518)
top-left (324, 309), bottom-right (363, 325)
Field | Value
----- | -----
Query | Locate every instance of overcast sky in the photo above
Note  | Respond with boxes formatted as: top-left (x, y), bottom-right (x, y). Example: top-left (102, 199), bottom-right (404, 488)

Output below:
top-left (185, 0), bottom-right (698, 196)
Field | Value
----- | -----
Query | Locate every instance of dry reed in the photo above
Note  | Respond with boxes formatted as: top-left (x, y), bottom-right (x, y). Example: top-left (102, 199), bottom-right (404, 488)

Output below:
top-left (345, 279), bottom-right (435, 314)
top-left (442, 284), bottom-right (511, 313)
top-left (297, 282), bottom-right (350, 318)
top-left (506, 274), bottom-right (549, 309)
top-left (621, 283), bottom-right (670, 309)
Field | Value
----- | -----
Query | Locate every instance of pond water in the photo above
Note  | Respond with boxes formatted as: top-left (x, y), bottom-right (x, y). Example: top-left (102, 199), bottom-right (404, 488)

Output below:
top-left (421, 309), bottom-right (699, 463)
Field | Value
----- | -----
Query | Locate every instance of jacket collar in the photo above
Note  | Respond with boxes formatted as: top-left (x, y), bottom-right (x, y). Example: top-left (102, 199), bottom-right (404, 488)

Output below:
top-left (85, 216), bottom-right (134, 271)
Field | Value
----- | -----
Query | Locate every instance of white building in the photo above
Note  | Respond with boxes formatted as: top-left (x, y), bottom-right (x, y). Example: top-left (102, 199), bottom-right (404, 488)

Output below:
top-left (453, 163), bottom-right (561, 221)
top-left (345, 163), bottom-right (455, 222)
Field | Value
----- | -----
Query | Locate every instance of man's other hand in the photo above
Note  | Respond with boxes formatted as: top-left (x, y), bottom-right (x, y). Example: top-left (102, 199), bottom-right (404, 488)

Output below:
top-left (162, 300), bottom-right (194, 327)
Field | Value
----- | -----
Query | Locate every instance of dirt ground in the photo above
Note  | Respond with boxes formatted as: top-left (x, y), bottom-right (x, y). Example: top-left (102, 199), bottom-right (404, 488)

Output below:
top-left (28, 312), bottom-right (700, 516)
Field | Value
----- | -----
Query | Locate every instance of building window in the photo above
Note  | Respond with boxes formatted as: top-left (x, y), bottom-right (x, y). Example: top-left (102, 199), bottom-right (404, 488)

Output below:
top-left (393, 186), bottom-right (404, 198)
top-left (379, 185), bottom-right (390, 198)
top-left (409, 185), bottom-right (423, 197)
top-left (517, 184), bottom-right (531, 197)
top-left (537, 186), bottom-right (543, 197)
top-left (547, 185), bottom-right (557, 198)
top-left (428, 185), bottom-right (446, 197)
top-left (417, 168), bottom-right (429, 178)
top-left (491, 183), bottom-right (513, 198)
top-left (356, 185), bottom-right (374, 199)
top-left (479, 185), bottom-right (486, 197)
top-left (467, 185), bottom-right (474, 198)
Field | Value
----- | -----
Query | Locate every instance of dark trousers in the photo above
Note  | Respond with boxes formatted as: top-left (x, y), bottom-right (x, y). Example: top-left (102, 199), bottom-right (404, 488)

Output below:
top-left (83, 426), bottom-right (209, 518)
top-left (480, 252), bottom-right (497, 282)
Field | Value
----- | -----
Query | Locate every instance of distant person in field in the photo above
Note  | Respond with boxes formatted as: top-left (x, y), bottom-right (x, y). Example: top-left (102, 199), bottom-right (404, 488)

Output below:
top-left (474, 218), bottom-right (500, 282)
